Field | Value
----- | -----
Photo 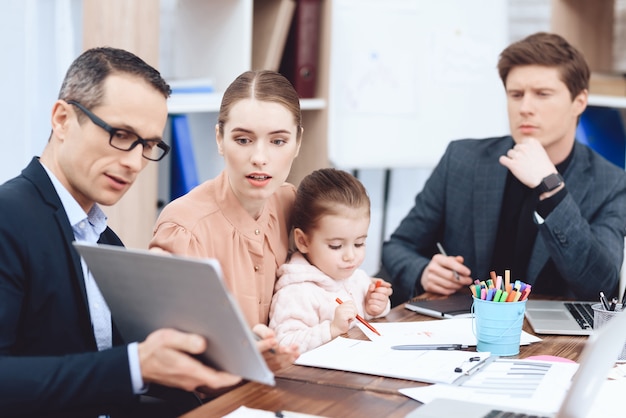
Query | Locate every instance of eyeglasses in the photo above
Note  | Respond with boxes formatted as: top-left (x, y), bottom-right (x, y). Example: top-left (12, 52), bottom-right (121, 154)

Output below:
top-left (66, 100), bottom-right (170, 162)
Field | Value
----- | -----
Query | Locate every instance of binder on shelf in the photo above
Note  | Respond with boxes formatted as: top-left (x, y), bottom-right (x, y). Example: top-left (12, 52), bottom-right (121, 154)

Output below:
top-left (168, 78), bottom-right (215, 94)
top-left (170, 115), bottom-right (199, 201)
top-left (576, 106), bottom-right (626, 169)
top-left (279, 0), bottom-right (321, 98)
top-left (253, 0), bottom-right (297, 71)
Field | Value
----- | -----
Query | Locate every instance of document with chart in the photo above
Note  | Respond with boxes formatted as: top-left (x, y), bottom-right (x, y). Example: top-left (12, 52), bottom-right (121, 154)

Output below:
top-left (400, 358), bottom-right (578, 414)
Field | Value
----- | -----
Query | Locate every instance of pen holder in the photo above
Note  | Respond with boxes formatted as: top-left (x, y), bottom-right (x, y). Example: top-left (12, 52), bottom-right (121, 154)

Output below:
top-left (591, 303), bottom-right (626, 361)
top-left (472, 297), bottom-right (526, 356)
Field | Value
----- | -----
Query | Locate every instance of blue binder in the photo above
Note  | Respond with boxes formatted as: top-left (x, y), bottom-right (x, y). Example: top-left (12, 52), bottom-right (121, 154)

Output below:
top-left (576, 106), bottom-right (626, 169)
top-left (170, 114), bottom-right (199, 201)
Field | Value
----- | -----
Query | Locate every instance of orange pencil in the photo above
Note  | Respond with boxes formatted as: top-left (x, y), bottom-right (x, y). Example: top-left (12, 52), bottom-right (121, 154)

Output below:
top-left (335, 297), bottom-right (381, 336)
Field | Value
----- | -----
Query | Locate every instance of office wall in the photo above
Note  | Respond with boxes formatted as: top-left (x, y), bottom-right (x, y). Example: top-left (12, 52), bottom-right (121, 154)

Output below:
top-left (0, 0), bottom-right (82, 184)
top-left (1, 0), bottom-right (625, 274)
top-left (328, 0), bottom-right (509, 170)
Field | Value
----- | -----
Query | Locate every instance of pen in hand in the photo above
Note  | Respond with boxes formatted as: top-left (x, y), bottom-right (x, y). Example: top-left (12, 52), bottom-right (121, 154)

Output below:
top-left (335, 297), bottom-right (381, 336)
top-left (436, 242), bottom-right (460, 281)
top-left (254, 333), bottom-right (276, 354)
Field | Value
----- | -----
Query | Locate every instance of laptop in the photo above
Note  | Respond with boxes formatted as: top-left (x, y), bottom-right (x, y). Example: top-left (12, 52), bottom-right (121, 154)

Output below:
top-left (73, 242), bottom-right (275, 386)
top-left (524, 299), bottom-right (597, 336)
top-left (406, 306), bottom-right (626, 418)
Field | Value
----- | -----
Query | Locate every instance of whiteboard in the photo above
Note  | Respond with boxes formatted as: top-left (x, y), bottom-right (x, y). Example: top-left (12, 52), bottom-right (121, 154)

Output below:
top-left (328, 0), bottom-right (510, 169)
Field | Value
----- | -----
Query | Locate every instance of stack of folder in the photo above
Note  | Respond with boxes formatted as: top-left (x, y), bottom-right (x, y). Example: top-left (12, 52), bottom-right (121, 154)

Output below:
top-left (169, 114), bottom-right (199, 201)
top-left (576, 106), bottom-right (626, 169)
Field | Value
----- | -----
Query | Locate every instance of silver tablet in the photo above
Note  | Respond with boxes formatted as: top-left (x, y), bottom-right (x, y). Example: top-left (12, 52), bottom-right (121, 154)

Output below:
top-left (73, 242), bottom-right (274, 386)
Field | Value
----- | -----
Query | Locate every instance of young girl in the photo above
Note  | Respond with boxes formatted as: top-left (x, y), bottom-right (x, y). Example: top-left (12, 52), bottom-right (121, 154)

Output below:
top-left (269, 168), bottom-right (392, 352)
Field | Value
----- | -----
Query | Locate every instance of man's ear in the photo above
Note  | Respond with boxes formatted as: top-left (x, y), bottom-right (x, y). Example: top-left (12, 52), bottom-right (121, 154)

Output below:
top-left (50, 100), bottom-right (72, 141)
top-left (293, 228), bottom-right (310, 254)
top-left (572, 88), bottom-right (588, 117)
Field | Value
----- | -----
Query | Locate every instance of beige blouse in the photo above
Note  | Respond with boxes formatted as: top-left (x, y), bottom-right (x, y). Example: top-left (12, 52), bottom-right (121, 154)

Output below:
top-left (150, 171), bottom-right (296, 327)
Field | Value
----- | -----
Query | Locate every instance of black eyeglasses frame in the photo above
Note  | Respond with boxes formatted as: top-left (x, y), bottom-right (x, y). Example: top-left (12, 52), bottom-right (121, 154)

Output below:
top-left (66, 100), bottom-right (170, 162)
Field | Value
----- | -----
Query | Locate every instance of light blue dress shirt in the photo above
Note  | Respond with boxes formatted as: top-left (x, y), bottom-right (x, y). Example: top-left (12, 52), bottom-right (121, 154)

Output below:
top-left (41, 163), bottom-right (145, 395)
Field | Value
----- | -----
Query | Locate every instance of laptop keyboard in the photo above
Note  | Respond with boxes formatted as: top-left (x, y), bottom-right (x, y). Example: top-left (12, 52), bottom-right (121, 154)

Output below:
top-left (484, 411), bottom-right (549, 418)
top-left (564, 302), bottom-right (595, 330)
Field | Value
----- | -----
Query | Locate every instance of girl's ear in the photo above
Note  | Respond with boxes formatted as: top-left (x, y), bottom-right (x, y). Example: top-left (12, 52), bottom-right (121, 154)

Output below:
top-left (293, 228), bottom-right (310, 254)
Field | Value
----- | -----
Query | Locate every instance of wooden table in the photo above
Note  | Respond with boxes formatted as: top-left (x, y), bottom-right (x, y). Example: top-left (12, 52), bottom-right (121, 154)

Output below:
top-left (181, 298), bottom-right (588, 418)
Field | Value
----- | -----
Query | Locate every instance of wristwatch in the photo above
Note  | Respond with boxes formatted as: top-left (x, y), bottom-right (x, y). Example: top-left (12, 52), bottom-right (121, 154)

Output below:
top-left (536, 173), bottom-right (564, 194)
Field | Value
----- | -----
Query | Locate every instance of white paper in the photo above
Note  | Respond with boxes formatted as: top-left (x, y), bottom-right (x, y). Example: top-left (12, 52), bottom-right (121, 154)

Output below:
top-left (295, 337), bottom-right (491, 384)
top-left (357, 317), bottom-right (542, 346)
top-left (585, 378), bottom-right (626, 418)
top-left (223, 406), bottom-right (327, 418)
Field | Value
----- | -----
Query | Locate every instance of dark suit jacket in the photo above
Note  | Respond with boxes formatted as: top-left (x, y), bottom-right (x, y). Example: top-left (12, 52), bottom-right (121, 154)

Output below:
top-left (382, 137), bottom-right (626, 305)
top-left (0, 158), bottom-right (136, 417)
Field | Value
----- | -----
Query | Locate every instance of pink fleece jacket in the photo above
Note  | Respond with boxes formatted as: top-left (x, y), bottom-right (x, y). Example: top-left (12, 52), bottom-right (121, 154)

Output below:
top-left (269, 252), bottom-right (390, 352)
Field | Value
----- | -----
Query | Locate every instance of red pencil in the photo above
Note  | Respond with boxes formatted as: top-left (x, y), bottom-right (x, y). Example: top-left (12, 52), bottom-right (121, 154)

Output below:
top-left (335, 297), bottom-right (381, 336)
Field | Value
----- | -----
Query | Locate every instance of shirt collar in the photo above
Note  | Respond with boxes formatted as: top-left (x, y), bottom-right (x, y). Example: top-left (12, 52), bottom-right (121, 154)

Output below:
top-left (40, 162), bottom-right (108, 235)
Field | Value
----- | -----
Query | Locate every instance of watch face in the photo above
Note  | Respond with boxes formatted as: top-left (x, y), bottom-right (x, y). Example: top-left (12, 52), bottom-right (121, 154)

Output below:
top-left (541, 173), bottom-right (563, 192)
top-left (544, 175), bottom-right (561, 189)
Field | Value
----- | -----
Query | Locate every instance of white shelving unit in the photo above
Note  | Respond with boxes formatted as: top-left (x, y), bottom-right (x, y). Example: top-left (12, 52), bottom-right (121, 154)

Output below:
top-left (161, 0), bottom-right (253, 92)
top-left (588, 94), bottom-right (626, 109)
top-left (158, 0), bottom-right (331, 204)
top-left (167, 94), bottom-right (326, 114)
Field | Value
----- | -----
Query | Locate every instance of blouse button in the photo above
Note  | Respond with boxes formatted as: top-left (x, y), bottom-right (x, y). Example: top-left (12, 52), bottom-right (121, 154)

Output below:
top-left (254, 229), bottom-right (260, 235)
top-left (254, 265), bottom-right (260, 272)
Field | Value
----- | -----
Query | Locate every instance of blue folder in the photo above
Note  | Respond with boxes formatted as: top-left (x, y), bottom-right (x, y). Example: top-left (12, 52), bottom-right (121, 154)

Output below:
top-left (576, 106), bottom-right (626, 169)
top-left (170, 114), bottom-right (199, 201)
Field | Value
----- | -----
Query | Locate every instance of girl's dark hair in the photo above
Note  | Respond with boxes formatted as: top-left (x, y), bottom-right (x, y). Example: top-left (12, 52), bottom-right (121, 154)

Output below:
top-left (293, 168), bottom-right (370, 233)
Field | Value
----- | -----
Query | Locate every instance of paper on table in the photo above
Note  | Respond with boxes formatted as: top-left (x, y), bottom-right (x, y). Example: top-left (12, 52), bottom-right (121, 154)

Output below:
top-left (585, 378), bottom-right (626, 418)
top-left (222, 406), bottom-right (275, 417)
top-left (295, 336), bottom-right (491, 384)
top-left (357, 317), bottom-right (542, 346)
top-left (399, 359), bottom-right (578, 415)
top-left (223, 405), bottom-right (328, 417)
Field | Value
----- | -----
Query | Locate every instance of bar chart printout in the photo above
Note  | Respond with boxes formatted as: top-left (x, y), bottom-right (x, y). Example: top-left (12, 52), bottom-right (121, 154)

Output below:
top-left (460, 359), bottom-right (574, 404)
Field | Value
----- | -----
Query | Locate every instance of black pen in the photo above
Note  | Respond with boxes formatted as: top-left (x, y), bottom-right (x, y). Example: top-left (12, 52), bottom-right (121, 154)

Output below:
top-left (436, 242), bottom-right (460, 281)
top-left (391, 344), bottom-right (468, 350)
top-left (454, 356), bottom-right (483, 373)
top-left (460, 357), bottom-right (489, 376)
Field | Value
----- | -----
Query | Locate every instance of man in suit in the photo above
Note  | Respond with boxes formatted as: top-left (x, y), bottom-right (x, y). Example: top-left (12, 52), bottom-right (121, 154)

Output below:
top-left (0, 47), bottom-right (243, 417)
top-left (382, 32), bottom-right (626, 306)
